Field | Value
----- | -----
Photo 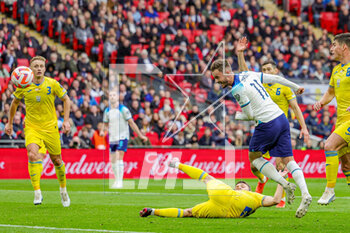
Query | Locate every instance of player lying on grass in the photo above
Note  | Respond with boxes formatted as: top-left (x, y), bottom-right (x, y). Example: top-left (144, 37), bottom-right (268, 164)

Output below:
top-left (140, 158), bottom-right (286, 218)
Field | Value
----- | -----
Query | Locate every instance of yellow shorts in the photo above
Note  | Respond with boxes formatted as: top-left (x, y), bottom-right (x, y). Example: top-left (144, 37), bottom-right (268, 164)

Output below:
top-left (334, 120), bottom-right (350, 157)
top-left (192, 180), bottom-right (233, 218)
top-left (25, 127), bottom-right (61, 155)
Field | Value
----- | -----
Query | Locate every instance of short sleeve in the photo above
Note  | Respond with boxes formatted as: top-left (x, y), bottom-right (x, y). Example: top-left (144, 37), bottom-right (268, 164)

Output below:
top-left (53, 80), bottom-right (67, 99)
top-left (329, 66), bottom-right (338, 87)
top-left (285, 87), bottom-right (296, 101)
top-left (13, 88), bottom-right (24, 100)
top-left (122, 106), bottom-right (132, 120)
top-left (231, 84), bottom-right (250, 108)
top-left (103, 108), bottom-right (109, 123)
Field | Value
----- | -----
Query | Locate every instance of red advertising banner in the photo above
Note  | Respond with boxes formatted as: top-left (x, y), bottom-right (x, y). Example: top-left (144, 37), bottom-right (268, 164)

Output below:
top-left (0, 148), bottom-right (345, 179)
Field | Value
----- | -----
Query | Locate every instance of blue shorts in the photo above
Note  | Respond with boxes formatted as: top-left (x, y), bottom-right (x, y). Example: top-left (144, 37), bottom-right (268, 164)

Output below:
top-left (110, 139), bottom-right (128, 152)
top-left (249, 114), bottom-right (293, 157)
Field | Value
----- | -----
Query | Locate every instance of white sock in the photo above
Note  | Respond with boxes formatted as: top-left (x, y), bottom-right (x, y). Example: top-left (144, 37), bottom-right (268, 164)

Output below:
top-left (112, 162), bottom-right (118, 182)
top-left (151, 208), bottom-right (155, 215)
top-left (117, 160), bottom-right (124, 183)
top-left (326, 187), bottom-right (334, 193)
top-left (252, 157), bottom-right (288, 188)
top-left (60, 187), bottom-right (67, 193)
top-left (286, 161), bottom-right (309, 195)
top-left (34, 189), bottom-right (41, 195)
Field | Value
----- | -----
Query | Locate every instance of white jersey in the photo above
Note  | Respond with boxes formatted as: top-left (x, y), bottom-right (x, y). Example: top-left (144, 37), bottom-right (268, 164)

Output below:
top-left (103, 104), bottom-right (132, 142)
top-left (231, 71), bottom-right (299, 123)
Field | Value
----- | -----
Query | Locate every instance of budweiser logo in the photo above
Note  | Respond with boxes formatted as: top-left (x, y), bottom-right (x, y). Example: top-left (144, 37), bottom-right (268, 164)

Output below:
top-left (142, 152), bottom-right (246, 178)
top-left (42, 154), bottom-right (138, 176)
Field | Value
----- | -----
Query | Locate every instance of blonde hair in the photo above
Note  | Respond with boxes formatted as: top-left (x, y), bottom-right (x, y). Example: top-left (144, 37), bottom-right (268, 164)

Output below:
top-left (30, 56), bottom-right (46, 65)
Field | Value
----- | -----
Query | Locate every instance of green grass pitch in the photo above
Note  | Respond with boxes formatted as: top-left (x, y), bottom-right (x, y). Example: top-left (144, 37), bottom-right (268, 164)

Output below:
top-left (0, 178), bottom-right (348, 233)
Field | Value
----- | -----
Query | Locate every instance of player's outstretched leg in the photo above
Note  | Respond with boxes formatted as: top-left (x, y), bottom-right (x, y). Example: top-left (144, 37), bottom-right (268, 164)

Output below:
top-left (140, 207), bottom-right (188, 218)
top-left (285, 159), bottom-right (312, 217)
top-left (250, 155), bottom-right (297, 204)
top-left (52, 155), bottom-right (70, 207)
top-left (169, 158), bottom-right (210, 182)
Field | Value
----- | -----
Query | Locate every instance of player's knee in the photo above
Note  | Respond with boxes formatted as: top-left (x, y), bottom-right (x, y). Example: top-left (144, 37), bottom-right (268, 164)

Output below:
top-left (28, 151), bottom-right (40, 161)
top-left (276, 162), bottom-right (285, 171)
top-left (51, 157), bottom-right (62, 166)
top-left (324, 141), bottom-right (337, 152)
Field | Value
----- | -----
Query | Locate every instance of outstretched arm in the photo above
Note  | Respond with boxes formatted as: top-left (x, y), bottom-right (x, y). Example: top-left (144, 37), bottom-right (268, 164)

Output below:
top-left (236, 37), bottom-right (249, 72)
top-left (262, 73), bottom-right (304, 94)
top-left (262, 171), bottom-right (287, 207)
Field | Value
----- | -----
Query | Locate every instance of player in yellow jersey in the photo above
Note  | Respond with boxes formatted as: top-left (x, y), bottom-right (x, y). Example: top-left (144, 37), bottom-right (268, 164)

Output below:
top-left (313, 33), bottom-right (350, 205)
top-left (140, 158), bottom-right (286, 218)
top-left (236, 38), bottom-right (310, 208)
top-left (5, 56), bottom-right (71, 206)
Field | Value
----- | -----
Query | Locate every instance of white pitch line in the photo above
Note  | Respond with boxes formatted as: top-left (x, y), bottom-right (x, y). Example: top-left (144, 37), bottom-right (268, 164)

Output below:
top-left (0, 224), bottom-right (155, 233)
top-left (1, 189), bottom-right (350, 199)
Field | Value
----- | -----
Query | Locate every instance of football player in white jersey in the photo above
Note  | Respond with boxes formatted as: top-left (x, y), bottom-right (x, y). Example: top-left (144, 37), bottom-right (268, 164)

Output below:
top-left (210, 59), bottom-right (312, 218)
top-left (103, 91), bottom-right (147, 188)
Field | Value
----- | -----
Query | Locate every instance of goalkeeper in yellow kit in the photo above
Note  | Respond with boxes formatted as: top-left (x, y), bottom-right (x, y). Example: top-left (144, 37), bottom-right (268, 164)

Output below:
top-left (313, 33), bottom-right (350, 205)
top-left (5, 56), bottom-right (71, 206)
top-left (140, 158), bottom-right (285, 218)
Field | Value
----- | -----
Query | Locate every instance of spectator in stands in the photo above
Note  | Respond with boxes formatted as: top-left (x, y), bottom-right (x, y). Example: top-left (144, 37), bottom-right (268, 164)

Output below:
top-left (79, 126), bottom-right (94, 149)
top-left (305, 110), bottom-right (319, 134)
top-left (39, 3), bottom-right (54, 35)
top-left (84, 105), bottom-right (102, 130)
top-left (316, 115), bottom-right (333, 138)
top-left (77, 53), bottom-right (93, 75)
top-left (69, 136), bottom-right (81, 149)
top-left (0, 115), bottom-right (8, 132)
top-left (312, 0), bottom-right (324, 27)
top-left (76, 20), bottom-right (93, 46)
top-left (325, 0), bottom-right (338, 12)
top-left (24, 0), bottom-right (40, 28)
top-left (198, 128), bottom-right (214, 147)
top-left (72, 109), bottom-right (84, 127)
top-left (338, 6), bottom-right (349, 31)
top-left (172, 131), bottom-right (188, 146)
top-left (145, 5), bottom-right (158, 18)
top-left (92, 122), bottom-right (107, 150)
top-left (12, 115), bottom-right (23, 134)
top-left (220, 5), bottom-right (231, 22)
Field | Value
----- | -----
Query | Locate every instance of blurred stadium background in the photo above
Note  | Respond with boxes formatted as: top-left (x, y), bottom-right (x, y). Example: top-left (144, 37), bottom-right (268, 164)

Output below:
top-left (0, 0), bottom-right (349, 232)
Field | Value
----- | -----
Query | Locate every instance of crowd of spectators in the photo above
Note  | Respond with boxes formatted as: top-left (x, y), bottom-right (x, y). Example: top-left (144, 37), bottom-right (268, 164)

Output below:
top-left (0, 0), bottom-right (340, 149)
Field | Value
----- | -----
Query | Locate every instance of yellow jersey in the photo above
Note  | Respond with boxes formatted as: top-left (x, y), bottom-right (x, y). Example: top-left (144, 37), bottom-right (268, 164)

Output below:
top-left (263, 83), bottom-right (296, 117)
top-left (227, 190), bottom-right (264, 218)
top-left (192, 188), bottom-right (264, 218)
top-left (329, 62), bottom-right (350, 127)
top-left (13, 76), bottom-right (67, 130)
